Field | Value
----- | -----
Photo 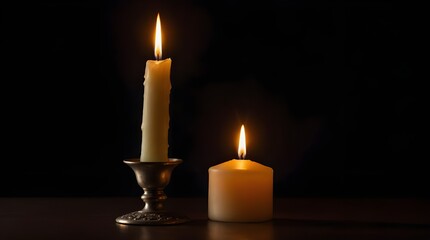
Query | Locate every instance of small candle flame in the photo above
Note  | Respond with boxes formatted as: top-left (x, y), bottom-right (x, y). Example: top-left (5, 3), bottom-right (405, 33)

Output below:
top-left (238, 124), bottom-right (246, 159)
top-left (154, 13), bottom-right (162, 60)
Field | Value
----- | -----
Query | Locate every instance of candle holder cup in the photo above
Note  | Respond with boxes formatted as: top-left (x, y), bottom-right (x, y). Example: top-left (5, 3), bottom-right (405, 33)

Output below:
top-left (116, 158), bottom-right (189, 225)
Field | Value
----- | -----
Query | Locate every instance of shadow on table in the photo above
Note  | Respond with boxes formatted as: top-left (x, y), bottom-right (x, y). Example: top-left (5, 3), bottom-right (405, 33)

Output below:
top-left (115, 218), bottom-right (430, 240)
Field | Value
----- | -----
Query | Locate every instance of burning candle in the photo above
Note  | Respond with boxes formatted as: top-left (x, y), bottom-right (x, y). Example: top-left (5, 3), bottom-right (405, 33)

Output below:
top-left (208, 125), bottom-right (274, 222)
top-left (140, 13), bottom-right (171, 162)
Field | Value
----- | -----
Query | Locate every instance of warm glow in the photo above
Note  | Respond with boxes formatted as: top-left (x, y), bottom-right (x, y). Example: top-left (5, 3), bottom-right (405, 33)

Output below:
top-left (238, 125), bottom-right (246, 159)
top-left (154, 13), bottom-right (162, 60)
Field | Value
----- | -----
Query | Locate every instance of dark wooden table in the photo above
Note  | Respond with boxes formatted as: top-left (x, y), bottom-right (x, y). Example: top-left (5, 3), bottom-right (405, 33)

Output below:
top-left (1, 197), bottom-right (429, 240)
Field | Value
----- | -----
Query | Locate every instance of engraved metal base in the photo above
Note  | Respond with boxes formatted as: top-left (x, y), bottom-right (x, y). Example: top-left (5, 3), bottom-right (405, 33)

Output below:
top-left (116, 211), bottom-right (189, 225)
top-left (116, 158), bottom-right (189, 225)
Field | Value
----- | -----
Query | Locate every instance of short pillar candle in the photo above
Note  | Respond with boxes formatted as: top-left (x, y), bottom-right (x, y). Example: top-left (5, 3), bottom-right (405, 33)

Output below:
top-left (208, 125), bottom-right (273, 222)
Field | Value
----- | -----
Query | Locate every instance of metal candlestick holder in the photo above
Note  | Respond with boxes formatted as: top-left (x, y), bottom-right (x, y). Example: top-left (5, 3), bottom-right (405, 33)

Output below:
top-left (116, 158), bottom-right (189, 225)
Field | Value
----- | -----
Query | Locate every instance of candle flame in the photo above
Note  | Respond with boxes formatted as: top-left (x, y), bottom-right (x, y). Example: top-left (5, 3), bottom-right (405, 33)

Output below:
top-left (238, 124), bottom-right (246, 159)
top-left (154, 13), bottom-right (162, 60)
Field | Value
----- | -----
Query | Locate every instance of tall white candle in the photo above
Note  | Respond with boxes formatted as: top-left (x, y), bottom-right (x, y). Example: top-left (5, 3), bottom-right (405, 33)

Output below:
top-left (208, 125), bottom-right (274, 222)
top-left (140, 13), bottom-right (171, 162)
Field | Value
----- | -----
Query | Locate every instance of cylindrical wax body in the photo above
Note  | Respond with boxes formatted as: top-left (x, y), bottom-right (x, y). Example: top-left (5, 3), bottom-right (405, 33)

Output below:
top-left (208, 159), bottom-right (273, 222)
top-left (140, 58), bottom-right (172, 162)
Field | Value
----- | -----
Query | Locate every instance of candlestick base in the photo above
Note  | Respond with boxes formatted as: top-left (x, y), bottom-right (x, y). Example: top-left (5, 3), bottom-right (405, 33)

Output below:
top-left (115, 158), bottom-right (189, 225)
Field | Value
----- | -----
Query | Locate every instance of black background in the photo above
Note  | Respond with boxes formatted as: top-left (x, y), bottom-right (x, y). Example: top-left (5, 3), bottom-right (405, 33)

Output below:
top-left (1, 0), bottom-right (426, 198)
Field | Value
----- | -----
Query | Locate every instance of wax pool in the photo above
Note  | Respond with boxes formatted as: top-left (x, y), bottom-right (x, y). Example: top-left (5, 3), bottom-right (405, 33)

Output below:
top-left (208, 159), bottom-right (273, 222)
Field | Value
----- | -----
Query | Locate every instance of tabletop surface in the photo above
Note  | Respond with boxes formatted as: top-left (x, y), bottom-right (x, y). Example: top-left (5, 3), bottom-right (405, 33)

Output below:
top-left (1, 197), bottom-right (429, 240)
